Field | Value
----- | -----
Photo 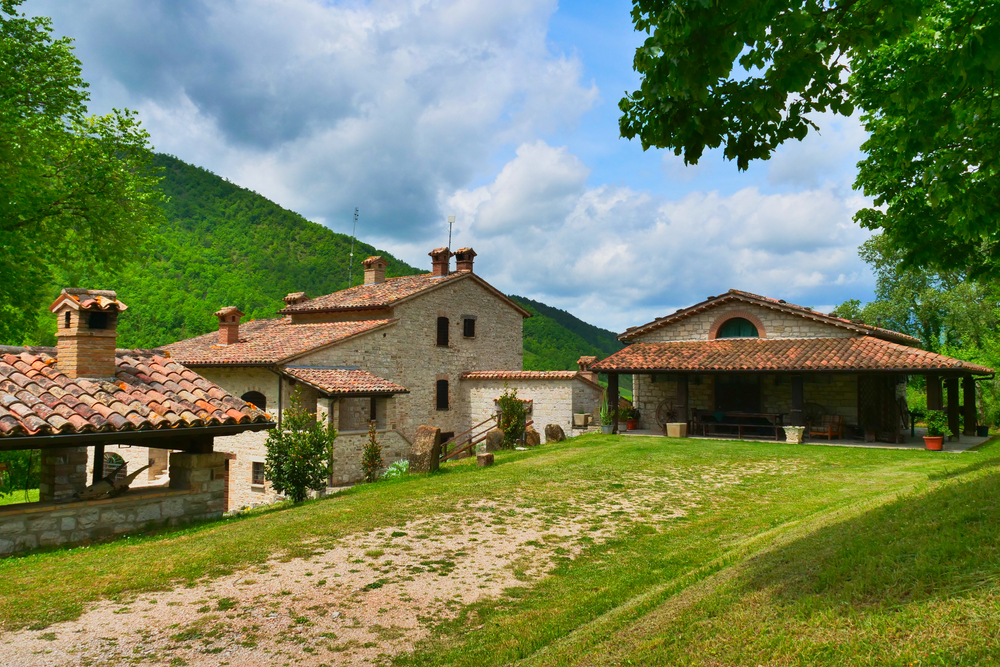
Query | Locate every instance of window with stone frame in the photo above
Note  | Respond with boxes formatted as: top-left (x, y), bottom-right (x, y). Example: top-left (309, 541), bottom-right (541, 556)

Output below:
top-left (463, 316), bottom-right (476, 338)
top-left (437, 316), bottom-right (449, 346)
top-left (436, 379), bottom-right (449, 410)
top-left (252, 461), bottom-right (265, 485)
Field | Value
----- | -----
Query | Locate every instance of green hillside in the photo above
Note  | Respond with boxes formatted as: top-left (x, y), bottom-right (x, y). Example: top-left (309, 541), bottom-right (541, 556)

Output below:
top-left (27, 154), bottom-right (619, 374)
top-left (511, 295), bottom-right (622, 371)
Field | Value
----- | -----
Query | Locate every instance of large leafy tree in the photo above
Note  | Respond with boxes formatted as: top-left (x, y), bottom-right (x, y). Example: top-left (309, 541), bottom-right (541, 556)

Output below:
top-left (620, 0), bottom-right (1000, 276)
top-left (0, 0), bottom-right (164, 343)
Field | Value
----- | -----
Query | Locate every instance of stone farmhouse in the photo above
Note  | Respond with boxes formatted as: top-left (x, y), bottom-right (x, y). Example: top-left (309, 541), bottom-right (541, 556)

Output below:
top-left (593, 289), bottom-right (992, 443)
top-left (0, 289), bottom-right (271, 556)
top-left (163, 248), bottom-right (603, 509)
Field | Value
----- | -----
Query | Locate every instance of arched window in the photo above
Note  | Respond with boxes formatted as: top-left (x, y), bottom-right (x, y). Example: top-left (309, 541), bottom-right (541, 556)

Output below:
top-left (241, 391), bottom-right (266, 411)
top-left (102, 453), bottom-right (128, 482)
top-left (716, 317), bottom-right (759, 338)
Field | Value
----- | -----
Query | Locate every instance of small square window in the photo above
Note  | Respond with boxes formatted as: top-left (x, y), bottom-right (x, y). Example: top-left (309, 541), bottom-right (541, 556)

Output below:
top-left (252, 461), bottom-right (265, 485)
top-left (463, 317), bottom-right (475, 338)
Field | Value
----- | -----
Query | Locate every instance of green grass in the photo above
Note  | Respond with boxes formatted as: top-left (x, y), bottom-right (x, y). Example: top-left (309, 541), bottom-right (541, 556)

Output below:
top-left (0, 488), bottom-right (38, 506)
top-left (3, 435), bottom-right (1000, 665)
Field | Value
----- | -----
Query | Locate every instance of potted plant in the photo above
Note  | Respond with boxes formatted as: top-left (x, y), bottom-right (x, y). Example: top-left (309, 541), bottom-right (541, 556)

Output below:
top-left (923, 410), bottom-right (950, 450)
top-left (625, 407), bottom-right (640, 431)
top-left (600, 393), bottom-right (614, 434)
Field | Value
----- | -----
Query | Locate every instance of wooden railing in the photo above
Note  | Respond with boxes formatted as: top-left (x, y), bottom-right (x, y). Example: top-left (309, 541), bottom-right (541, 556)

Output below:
top-left (440, 418), bottom-right (534, 462)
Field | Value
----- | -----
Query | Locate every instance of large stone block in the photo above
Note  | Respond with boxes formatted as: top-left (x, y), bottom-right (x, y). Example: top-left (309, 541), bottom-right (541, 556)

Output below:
top-left (545, 424), bottom-right (567, 443)
top-left (524, 425), bottom-right (541, 447)
top-left (135, 504), bottom-right (162, 523)
top-left (0, 538), bottom-right (15, 555)
top-left (409, 425), bottom-right (441, 473)
top-left (484, 428), bottom-right (504, 453)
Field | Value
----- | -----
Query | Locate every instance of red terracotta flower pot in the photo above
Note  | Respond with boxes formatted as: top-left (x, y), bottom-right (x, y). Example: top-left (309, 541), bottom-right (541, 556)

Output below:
top-left (626, 419), bottom-right (638, 430)
top-left (923, 435), bottom-right (944, 451)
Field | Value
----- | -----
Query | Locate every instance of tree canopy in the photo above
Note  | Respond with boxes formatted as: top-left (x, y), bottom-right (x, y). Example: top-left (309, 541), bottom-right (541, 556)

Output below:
top-left (0, 0), bottom-right (164, 343)
top-left (621, 0), bottom-right (1000, 276)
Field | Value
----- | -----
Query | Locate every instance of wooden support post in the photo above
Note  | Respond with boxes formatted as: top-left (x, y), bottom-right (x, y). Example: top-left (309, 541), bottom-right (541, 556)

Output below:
top-left (790, 375), bottom-right (804, 427)
top-left (946, 377), bottom-right (960, 441)
top-left (927, 374), bottom-right (942, 411)
top-left (608, 373), bottom-right (619, 435)
top-left (92, 443), bottom-right (105, 485)
top-left (963, 375), bottom-right (977, 437)
top-left (678, 373), bottom-right (689, 427)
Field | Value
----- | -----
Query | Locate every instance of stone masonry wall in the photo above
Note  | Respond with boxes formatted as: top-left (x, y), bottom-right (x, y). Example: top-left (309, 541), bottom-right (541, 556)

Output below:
top-left (0, 451), bottom-right (226, 557)
top-left (632, 302), bottom-right (855, 343)
top-left (464, 378), bottom-right (600, 439)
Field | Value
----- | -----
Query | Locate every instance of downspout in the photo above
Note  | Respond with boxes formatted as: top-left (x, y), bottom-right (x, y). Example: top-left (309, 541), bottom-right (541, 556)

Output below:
top-left (267, 366), bottom-right (283, 428)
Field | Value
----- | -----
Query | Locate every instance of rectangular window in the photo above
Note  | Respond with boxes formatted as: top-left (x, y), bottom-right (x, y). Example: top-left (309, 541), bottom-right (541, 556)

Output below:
top-left (252, 461), bottom-right (265, 485)
top-left (436, 379), bottom-right (449, 410)
top-left (369, 396), bottom-right (377, 423)
top-left (463, 317), bottom-right (476, 338)
top-left (437, 317), bottom-right (449, 346)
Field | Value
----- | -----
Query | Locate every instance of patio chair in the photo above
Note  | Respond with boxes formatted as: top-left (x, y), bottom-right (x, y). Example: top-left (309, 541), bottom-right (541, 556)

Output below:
top-left (808, 415), bottom-right (844, 441)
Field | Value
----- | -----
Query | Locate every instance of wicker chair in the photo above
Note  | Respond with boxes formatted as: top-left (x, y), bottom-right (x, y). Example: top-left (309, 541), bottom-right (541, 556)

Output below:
top-left (808, 415), bottom-right (844, 441)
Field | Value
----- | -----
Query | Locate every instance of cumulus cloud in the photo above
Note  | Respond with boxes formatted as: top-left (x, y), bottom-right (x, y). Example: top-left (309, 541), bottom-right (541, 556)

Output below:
top-left (33, 0), bottom-right (598, 239)
top-left (436, 141), bottom-right (873, 332)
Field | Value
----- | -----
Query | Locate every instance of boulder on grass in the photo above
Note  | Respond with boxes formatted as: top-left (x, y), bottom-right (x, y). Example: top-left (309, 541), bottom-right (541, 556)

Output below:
top-left (544, 424), bottom-right (566, 443)
top-left (409, 425), bottom-right (441, 473)
top-left (476, 452), bottom-right (494, 467)
top-left (484, 428), bottom-right (505, 452)
top-left (524, 425), bottom-right (541, 447)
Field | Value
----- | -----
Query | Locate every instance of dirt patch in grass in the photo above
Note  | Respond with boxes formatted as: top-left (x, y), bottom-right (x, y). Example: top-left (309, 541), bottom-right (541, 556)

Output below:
top-left (0, 460), bottom-right (796, 666)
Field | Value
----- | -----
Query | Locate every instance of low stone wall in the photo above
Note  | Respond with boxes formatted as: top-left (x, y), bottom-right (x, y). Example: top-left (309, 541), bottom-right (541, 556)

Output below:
top-left (332, 429), bottom-right (410, 485)
top-left (0, 451), bottom-right (226, 557)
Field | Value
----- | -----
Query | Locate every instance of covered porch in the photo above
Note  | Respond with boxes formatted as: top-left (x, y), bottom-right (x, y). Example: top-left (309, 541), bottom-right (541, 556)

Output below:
top-left (592, 337), bottom-right (993, 445)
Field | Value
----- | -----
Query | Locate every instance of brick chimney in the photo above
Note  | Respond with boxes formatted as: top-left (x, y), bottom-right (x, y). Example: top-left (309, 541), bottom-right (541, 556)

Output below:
top-left (49, 288), bottom-right (127, 379)
top-left (429, 247), bottom-right (452, 277)
top-left (577, 355), bottom-right (599, 384)
top-left (454, 247), bottom-right (476, 272)
top-left (214, 306), bottom-right (244, 345)
top-left (283, 292), bottom-right (308, 306)
top-left (362, 256), bottom-right (388, 285)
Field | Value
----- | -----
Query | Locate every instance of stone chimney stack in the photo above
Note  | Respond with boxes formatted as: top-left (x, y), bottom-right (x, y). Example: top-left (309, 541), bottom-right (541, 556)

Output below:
top-left (429, 247), bottom-right (453, 277)
top-left (49, 288), bottom-right (127, 379)
top-left (454, 247), bottom-right (476, 272)
top-left (577, 355), bottom-right (599, 384)
top-left (283, 292), bottom-right (309, 306)
top-left (214, 306), bottom-right (244, 346)
top-left (362, 256), bottom-right (389, 285)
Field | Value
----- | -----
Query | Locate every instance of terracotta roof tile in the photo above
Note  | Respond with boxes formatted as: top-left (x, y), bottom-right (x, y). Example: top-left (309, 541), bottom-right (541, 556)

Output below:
top-left (0, 347), bottom-right (271, 438)
top-left (163, 318), bottom-right (395, 365)
top-left (283, 367), bottom-right (408, 396)
top-left (460, 371), bottom-right (604, 390)
top-left (591, 337), bottom-right (993, 374)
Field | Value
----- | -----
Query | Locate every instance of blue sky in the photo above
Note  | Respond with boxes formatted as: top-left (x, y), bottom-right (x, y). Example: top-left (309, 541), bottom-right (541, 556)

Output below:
top-left (32, 0), bottom-right (875, 332)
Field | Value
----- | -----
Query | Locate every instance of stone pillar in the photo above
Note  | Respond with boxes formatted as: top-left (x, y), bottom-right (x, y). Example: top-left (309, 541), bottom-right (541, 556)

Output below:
top-left (790, 375), bottom-right (804, 426)
top-left (39, 447), bottom-right (88, 502)
top-left (963, 375), bottom-right (977, 437)
top-left (317, 396), bottom-right (334, 426)
top-left (946, 377), bottom-right (960, 441)
top-left (168, 452), bottom-right (228, 517)
top-left (608, 373), bottom-right (619, 434)
top-left (332, 399), bottom-right (341, 431)
top-left (678, 374), bottom-right (689, 426)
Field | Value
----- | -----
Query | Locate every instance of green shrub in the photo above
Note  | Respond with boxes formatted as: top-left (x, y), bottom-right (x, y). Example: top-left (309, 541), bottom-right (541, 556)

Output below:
top-left (496, 383), bottom-right (527, 449)
top-left (361, 421), bottom-right (384, 483)
top-left (264, 390), bottom-right (336, 503)
top-left (382, 459), bottom-right (409, 480)
top-left (924, 410), bottom-right (952, 437)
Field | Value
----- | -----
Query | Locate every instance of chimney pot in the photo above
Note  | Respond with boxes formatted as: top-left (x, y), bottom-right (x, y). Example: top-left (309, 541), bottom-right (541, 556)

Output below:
top-left (362, 255), bottom-right (389, 285)
top-left (283, 292), bottom-right (308, 306)
top-left (454, 247), bottom-right (476, 272)
top-left (577, 355), bottom-right (599, 384)
top-left (429, 247), bottom-right (452, 277)
top-left (214, 306), bottom-right (245, 345)
top-left (49, 288), bottom-right (127, 379)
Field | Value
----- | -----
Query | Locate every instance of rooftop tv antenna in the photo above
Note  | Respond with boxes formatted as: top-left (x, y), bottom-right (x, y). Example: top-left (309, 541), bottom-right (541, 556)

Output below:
top-left (347, 207), bottom-right (359, 288)
top-left (447, 214), bottom-right (455, 254)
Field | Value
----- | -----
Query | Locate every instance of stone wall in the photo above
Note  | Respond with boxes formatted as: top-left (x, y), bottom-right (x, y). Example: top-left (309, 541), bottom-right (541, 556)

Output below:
top-left (633, 302), bottom-right (855, 343)
top-left (0, 451), bottom-right (226, 557)
top-left (463, 378), bottom-right (602, 438)
top-left (329, 429), bottom-right (410, 485)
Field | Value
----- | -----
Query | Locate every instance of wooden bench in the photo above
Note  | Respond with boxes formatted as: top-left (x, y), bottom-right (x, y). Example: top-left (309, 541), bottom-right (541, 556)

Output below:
top-left (698, 412), bottom-right (784, 441)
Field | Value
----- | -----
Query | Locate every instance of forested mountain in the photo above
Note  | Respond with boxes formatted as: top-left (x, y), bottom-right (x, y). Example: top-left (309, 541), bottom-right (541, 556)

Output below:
top-left (511, 296), bottom-right (622, 371)
top-left (26, 154), bottom-right (619, 372)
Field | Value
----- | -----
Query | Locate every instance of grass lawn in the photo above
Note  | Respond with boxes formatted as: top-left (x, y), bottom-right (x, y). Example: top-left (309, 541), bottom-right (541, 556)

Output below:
top-left (2, 434), bottom-right (999, 665)
top-left (0, 488), bottom-right (38, 506)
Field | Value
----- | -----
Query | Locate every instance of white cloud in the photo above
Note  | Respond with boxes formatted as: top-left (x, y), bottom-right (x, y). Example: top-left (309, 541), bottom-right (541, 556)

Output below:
top-left (431, 141), bottom-right (873, 332)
